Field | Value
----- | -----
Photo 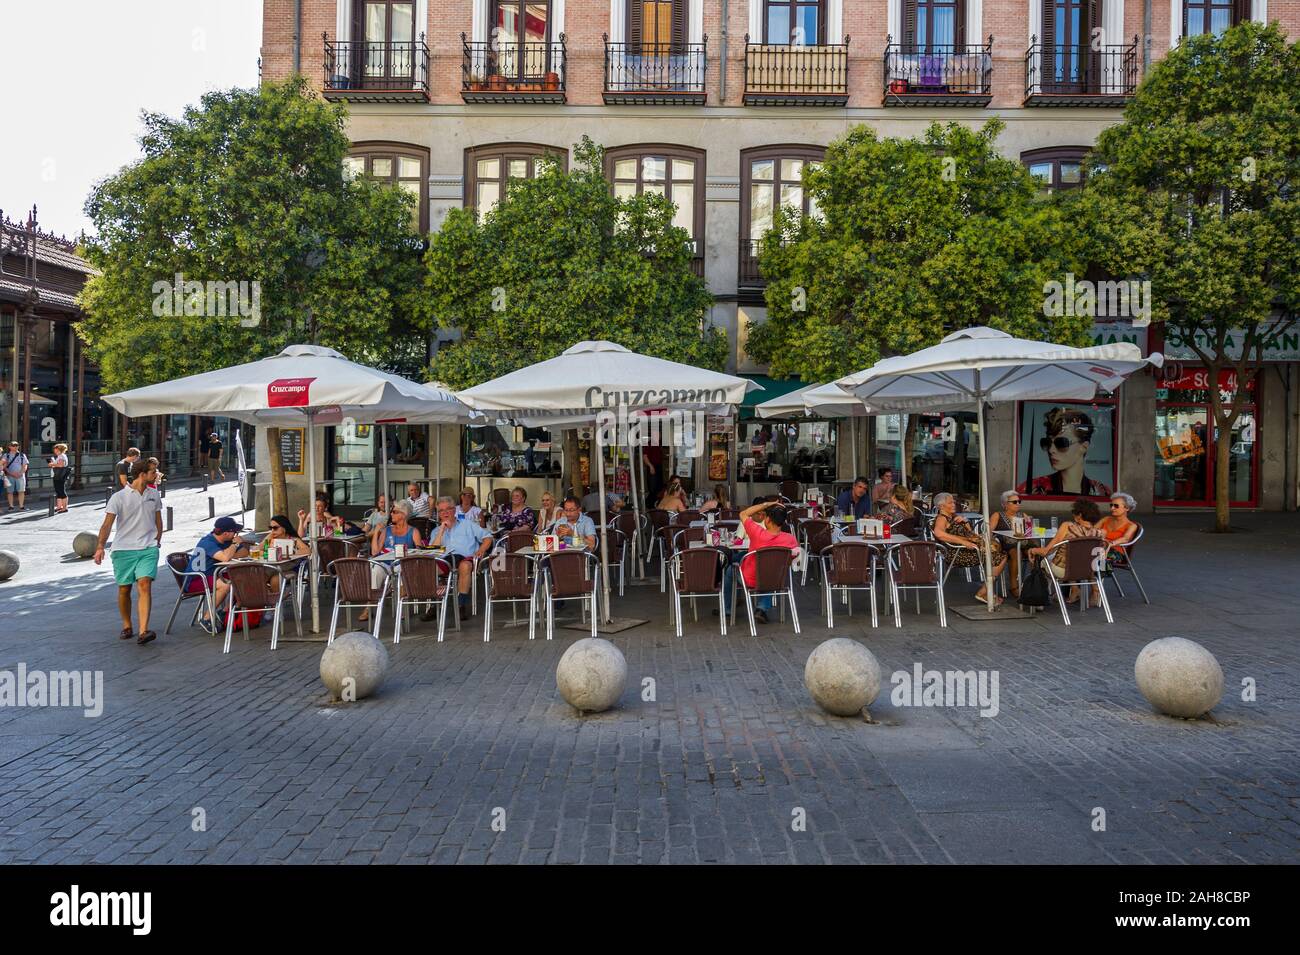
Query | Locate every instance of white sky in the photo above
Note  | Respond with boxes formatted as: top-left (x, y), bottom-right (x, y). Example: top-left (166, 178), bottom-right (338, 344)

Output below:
top-left (2, 1), bottom-right (263, 240)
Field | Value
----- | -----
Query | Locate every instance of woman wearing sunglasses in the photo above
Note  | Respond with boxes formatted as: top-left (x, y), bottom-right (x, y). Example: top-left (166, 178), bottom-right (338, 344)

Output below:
top-left (1018, 407), bottom-right (1112, 498)
top-left (987, 490), bottom-right (1034, 598)
top-left (1098, 492), bottom-right (1139, 546)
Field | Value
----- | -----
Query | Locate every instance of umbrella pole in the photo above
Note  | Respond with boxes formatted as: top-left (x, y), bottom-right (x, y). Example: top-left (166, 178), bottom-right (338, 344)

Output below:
top-left (850, 419), bottom-right (858, 483)
top-left (597, 426), bottom-right (612, 624)
top-left (974, 375), bottom-right (995, 613)
top-left (307, 410), bottom-right (321, 633)
top-left (627, 416), bottom-right (643, 578)
top-left (435, 424), bottom-right (441, 502)
top-left (381, 426), bottom-right (388, 511)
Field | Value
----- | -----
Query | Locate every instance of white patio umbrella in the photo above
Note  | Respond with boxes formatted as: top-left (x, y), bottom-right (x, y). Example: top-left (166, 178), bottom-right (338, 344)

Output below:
top-left (457, 341), bottom-right (760, 624)
top-left (103, 344), bottom-right (478, 632)
top-left (833, 327), bottom-right (1163, 612)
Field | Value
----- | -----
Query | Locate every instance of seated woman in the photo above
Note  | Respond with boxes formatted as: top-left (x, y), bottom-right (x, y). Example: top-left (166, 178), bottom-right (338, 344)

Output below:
top-left (987, 490), bottom-right (1033, 598)
top-left (720, 499), bottom-right (800, 625)
top-left (1099, 491), bottom-right (1139, 546)
top-left (297, 492), bottom-right (344, 538)
top-left (1028, 497), bottom-right (1106, 606)
top-left (264, 514), bottom-right (310, 594)
top-left (657, 477), bottom-right (689, 514)
top-left (931, 491), bottom-right (1007, 605)
top-left (455, 487), bottom-right (483, 525)
top-left (535, 491), bottom-right (561, 532)
top-left (372, 500), bottom-right (424, 555)
top-left (495, 486), bottom-right (537, 532)
top-left (699, 483), bottom-right (731, 514)
top-left (878, 483), bottom-right (915, 526)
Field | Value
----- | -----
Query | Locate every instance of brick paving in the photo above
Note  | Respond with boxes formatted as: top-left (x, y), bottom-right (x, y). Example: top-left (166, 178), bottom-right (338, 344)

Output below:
top-left (0, 504), bottom-right (1297, 864)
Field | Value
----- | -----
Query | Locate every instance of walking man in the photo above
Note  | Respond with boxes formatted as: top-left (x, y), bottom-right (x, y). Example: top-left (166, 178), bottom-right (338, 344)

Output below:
top-left (2, 440), bottom-right (29, 511)
top-left (94, 458), bottom-right (164, 645)
top-left (207, 432), bottom-right (225, 482)
top-left (115, 447), bottom-right (140, 488)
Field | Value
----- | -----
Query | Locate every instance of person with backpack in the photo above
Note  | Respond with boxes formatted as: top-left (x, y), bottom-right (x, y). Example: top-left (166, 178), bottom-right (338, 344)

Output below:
top-left (3, 440), bottom-right (30, 512)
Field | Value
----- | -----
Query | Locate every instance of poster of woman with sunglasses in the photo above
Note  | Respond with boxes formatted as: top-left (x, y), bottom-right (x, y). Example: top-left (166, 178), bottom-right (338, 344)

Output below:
top-left (1017, 404), bottom-right (1115, 498)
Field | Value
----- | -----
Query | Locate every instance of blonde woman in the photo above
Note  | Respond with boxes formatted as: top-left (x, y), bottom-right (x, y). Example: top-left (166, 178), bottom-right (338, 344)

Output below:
top-left (536, 491), bottom-right (561, 532)
top-left (48, 443), bottom-right (70, 512)
top-left (878, 483), bottom-right (915, 525)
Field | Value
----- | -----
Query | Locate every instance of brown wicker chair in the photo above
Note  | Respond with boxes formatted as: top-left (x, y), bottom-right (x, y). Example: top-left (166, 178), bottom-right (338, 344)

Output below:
top-left (408, 516), bottom-right (432, 541)
top-left (163, 551), bottom-right (215, 635)
top-left (677, 509), bottom-right (704, 526)
top-left (718, 508), bottom-right (741, 522)
top-left (822, 541), bottom-right (878, 628)
top-left (778, 479), bottom-right (802, 501)
top-left (887, 541), bottom-right (947, 628)
top-left (504, 528), bottom-right (535, 554)
top-left (317, 537), bottom-right (362, 586)
top-left (1043, 536), bottom-right (1113, 624)
top-left (542, 550), bottom-right (599, 640)
top-left (393, 554), bottom-right (455, 643)
top-left (480, 552), bottom-right (538, 641)
top-left (668, 545), bottom-right (728, 637)
top-left (215, 560), bottom-right (301, 652)
top-left (491, 487), bottom-right (511, 509)
top-left (327, 556), bottom-right (392, 643)
top-left (800, 519), bottom-right (836, 586)
top-left (737, 546), bottom-right (800, 637)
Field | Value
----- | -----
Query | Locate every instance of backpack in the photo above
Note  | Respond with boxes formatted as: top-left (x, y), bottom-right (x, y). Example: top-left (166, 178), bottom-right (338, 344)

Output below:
top-left (1018, 561), bottom-right (1051, 610)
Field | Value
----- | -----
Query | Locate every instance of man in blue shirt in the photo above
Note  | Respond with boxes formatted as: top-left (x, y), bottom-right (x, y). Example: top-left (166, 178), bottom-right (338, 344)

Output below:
top-left (554, 496), bottom-right (597, 549)
top-left (187, 516), bottom-right (248, 630)
top-left (835, 476), bottom-right (874, 520)
top-left (428, 496), bottom-right (493, 617)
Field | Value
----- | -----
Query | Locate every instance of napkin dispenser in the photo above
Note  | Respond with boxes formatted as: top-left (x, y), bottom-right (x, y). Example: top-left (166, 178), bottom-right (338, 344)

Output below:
top-left (535, 534), bottom-right (559, 553)
top-left (857, 518), bottom-right (883, 538)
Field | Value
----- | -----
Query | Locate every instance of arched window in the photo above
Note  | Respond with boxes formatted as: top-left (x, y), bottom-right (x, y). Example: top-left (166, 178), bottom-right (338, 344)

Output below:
top-left (1021, 146), bottom-right (1090, 194)
top-left (344, 142), bottom-right (429, 232)
top-left (604, 144), bottom-right (706, 263)
top-left (463, 143), bottom-right (568, 218)
top-left (739, 145), bottom-right (824, 286)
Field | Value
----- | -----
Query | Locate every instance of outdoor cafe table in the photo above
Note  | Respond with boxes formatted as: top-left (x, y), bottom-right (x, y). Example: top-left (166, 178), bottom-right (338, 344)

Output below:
top-left (994, 528), bottom-right (1054, 587)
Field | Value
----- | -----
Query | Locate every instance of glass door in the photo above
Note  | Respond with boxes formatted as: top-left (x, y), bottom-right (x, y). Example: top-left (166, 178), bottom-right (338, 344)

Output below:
top-left (359, 1), bottom-right (414, 86)
top-left (1154, 407), bottom-right (1209, 504)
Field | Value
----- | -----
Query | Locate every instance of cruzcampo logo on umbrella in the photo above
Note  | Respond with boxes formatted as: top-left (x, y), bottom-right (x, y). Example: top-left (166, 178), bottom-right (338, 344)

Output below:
top-left (267, 378), bottom-right (316, 408)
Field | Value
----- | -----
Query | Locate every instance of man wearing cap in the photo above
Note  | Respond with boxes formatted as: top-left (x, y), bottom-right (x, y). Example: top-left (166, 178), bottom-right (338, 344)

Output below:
top-left (94, 458), bottom-right (165, 644)
top-left (188, 516), bottom-right (249, 631)
top-left (2, 440), bottom-right (29, 511)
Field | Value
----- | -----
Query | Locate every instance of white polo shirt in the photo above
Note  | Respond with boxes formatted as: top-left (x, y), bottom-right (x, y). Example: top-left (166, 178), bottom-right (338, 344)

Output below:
top-left (107, 485), bottom-right (163, 551)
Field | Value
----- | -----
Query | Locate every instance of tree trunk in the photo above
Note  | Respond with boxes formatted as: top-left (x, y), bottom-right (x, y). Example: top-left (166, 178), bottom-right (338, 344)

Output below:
top-left (1213, 421), bottom-right (1232, 533)
top-left (266, 427), bottom-right (289, 516)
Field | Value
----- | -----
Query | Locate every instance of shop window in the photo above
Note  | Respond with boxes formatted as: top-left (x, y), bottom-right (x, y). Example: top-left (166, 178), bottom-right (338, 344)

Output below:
top-left (1153, 365), bottom-right (1257, 506)
top-left (738, 418), bottom-right (837, 485)
top-left (465, 424), bottom-right (558, 477)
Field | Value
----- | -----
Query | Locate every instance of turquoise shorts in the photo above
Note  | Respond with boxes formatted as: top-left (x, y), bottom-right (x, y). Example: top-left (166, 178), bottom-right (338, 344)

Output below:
top-left (111, 547), bottom-right (159, 586)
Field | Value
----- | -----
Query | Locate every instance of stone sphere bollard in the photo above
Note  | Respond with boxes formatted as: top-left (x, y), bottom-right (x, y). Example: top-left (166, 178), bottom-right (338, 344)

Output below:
top-left (73, 532), bottom-right (98, 559)
top-left (320, 632), bottom-right (389, 702)
top-left (805, 638), bottom-right (882, 717)
top-left (1135, 637), bottom-right (1224, 719)
top-left (556, 638), bottom-right (627, 714)
top-left (0, 550), bottom-right (18, 582)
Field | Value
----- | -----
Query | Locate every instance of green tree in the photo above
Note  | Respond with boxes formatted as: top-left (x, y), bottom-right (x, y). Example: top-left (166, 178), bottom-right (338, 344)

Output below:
top-left (1082, 22), bottom-right (1299, 531)
top-left (79, 77), bottom-right (425, 511)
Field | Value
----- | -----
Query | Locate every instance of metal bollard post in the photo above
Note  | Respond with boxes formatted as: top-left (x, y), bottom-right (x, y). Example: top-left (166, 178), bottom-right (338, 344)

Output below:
top-left (203, 476), bottom-right (209, 493)
top-left (208, 497), bottom-right (215, 519)
top-left (166, 506), bottom-right (174, 532)
top-left (48, 494), bottom-right (56, 518)
top-left (104, 486), bottom-right (112, 509)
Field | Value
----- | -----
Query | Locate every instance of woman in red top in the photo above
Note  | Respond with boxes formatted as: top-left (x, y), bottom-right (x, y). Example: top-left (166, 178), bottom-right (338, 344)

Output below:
top-left (722, 498), bottom-right (800, 625)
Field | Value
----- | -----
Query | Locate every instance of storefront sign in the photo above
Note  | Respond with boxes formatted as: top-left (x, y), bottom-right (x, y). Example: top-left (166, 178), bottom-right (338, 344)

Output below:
top-left (1156, 365), bottom-right (1255, 395)
top-left (279, 428), bottom-right (304, 475)
top-left (1091, 321), bottom-right (1149, 353)
top-left (1164, 325), bottom-right (1300, 361)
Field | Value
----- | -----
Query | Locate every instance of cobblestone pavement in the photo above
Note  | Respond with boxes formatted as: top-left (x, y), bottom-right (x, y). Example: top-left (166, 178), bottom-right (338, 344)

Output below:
top-left (0, 504), bottom-right (1297, 864)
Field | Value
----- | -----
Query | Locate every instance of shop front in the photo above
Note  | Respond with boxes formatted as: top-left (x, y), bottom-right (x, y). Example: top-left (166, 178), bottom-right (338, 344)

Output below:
top-left (1153, 365), bottom-right (1257, 507)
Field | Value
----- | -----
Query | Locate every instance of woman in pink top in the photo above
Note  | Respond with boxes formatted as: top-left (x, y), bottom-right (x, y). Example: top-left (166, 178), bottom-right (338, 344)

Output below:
top-left (721, 498), bottom-right (800, 625)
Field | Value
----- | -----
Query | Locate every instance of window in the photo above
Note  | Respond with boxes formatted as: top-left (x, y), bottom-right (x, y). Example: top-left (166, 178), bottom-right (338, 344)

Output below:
top-left (493, 0), bottom-right (551, 44)
top-left (903, 0), bottom-right (963, 50)
top-left (345, 142), bottom-right (428, 232)
top-left (739, 418), bottom-right (838, 483)
top-left (630, 0), bottom-right (686, 49)
top-left (605, 145), bottom-right (705, 258)
top-left (464, 143), bottom-right (567, 218)
top-left (1021, 146), bottom-right (1090, 194)
top-left (353, 1), bottom-right (416, 82)
top-left (1041, 0), bottom-right (1096, 88)
top-left (1184, 0), bottom-right (1240, 37)
top-left (763, 0), bottom-right (825, 45)
top-left (739, 145), bottom-right (824, 283)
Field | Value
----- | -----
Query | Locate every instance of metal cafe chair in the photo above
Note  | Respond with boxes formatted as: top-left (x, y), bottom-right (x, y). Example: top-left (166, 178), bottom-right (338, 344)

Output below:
top-left (604, 527), bottom-right (630, 597)
top-left (644, 508), bottom-right (673, 567)
top-left (215, 561), bottom-right (302, 652)
top-left (887, 541), bottom-right (948, 628)
top-left (163, 551), bottom-right (216, 635)
top-left (1042, 537), bottom-right (1114, 625)
top-left (736, 545), bottom-right (801, 637)
top-left (504, 528), bottom-right (535, 554)
top-left (799, 519), bottom-right (836, 586)
top-left (327, 557), bottom-right (393, 644)
top-left (541, 550), bottom-right (600, 641)
top-left (778, 479), bottom-right (802, 502)
top-left (667, 545), bottom-right (729, 637)
top-left (317, 536), bottom-right (363, 594)
top-left (480, 552), bottom-right (539, 642)
top-left (822, 541), bottom-right (879, 629)
top-left (1102, 523), bottom-right (1150, 605)
top-left (393, 553), bottom-right (456, 643)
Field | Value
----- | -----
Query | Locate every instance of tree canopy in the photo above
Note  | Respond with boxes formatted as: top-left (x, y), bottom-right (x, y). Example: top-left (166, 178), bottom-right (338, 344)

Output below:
top-left (423, 136), bottom-right (725, 390)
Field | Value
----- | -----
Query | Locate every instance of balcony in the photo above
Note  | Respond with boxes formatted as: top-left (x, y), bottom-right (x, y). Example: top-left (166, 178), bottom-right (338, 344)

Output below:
top-left (322, 34), bottom-right (430, 103)
top-left (603, 37), bottom-right (707, 105)
top-left (743, 37), bottom-right (850, 106)
top-left (883, 37), bottom-right (993, 106)
top-left (1024, 37), bottom-right (1139, 106)
top-left (462, 34), bottom-right (566, 103)
top-left (738, 239), bottom-right (764, 288)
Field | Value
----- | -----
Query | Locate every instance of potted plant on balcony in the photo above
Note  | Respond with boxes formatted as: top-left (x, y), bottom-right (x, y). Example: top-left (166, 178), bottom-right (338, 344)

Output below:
top-left (488, 74), bottom-right (507, 91)
top-left (544, 71), bottom-right (560, 91)
top-left (888, 78), bottom-right (908, 94)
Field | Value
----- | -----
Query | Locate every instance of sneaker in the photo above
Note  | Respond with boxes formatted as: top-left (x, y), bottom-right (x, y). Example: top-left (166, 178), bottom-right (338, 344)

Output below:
top-left (753, 609), bottom-right (769, 624)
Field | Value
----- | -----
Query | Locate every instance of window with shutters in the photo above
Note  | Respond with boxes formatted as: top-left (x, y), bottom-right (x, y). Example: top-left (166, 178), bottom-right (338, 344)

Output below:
top-left (345, 142), bottom-right (429, 232)
top-left (1184, 0), bottom-right (1243, 36)
top-left (763, 0), bottom-right (825, 45)
top-left (739, 146), bottom-right (824, 286)
top-left (629, 0), bottom-right (687, 51)
top-left (352, 0), bottom-right (417, 83)
top-left (901, 0), bottom-right (965, 51)
top-left (605, 145), bottom-right (705, 262)
top-left (1042, 0), bottom-right (1097, 88)
top-left (464, 143), bottom-right (568, 219)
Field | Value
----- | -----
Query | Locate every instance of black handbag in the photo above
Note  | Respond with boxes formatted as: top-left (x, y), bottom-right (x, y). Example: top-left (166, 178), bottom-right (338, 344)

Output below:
top-left (1018, 561), bottom-right (1051, 609)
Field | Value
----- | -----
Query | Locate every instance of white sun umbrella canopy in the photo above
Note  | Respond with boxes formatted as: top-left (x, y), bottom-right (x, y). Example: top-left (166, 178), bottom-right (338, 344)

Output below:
top-left (104, 344), bottom-right (480, 632)
top-left (832, 327), bottom-right (1163, 612)
top-left (457, 341), bottom-right (761, 623)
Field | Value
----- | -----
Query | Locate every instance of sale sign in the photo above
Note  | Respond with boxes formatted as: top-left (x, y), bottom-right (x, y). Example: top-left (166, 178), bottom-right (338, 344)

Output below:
top-left (267, 377), bottom-right (315, 407)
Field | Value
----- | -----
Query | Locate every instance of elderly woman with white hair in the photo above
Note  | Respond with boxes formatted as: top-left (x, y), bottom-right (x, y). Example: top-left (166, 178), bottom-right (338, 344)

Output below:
top-left (987, 489), bottom-right (1033, 598)
top-left (1099, 491), bottom-right (1139, 546)
top-left (931, 491), bottom-right (1007, 605)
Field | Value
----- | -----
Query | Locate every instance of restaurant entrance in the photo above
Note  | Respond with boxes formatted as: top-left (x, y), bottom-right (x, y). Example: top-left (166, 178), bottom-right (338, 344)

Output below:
top-left (1153, 365), bottom-right (1258, 507)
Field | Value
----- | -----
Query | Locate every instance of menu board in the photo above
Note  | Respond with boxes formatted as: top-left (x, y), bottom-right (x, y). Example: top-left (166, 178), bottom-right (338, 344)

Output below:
top-left (279, 428), bottom-right (304, 475)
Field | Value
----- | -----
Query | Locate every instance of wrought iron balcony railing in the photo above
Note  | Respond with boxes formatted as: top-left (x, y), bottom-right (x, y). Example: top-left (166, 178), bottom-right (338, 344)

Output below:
top-left (743, 36), bottom-right (850, 106)
top-left (462, 34), bottom-right (566, 103)
top-left (739, 239), bottom-right (764, 288)
top-left (603, 37), bottom-right (707, 104)
top-left (322, 34), bottom-right (429, 102)
top-left (1025, 36), bottom-right (1139, 105)
top-left (884, 36), bottom-right (993, 105)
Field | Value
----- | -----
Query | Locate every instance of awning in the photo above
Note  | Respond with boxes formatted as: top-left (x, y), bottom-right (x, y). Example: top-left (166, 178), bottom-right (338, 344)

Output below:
top-left (739, 375), bottom-right (805, 415)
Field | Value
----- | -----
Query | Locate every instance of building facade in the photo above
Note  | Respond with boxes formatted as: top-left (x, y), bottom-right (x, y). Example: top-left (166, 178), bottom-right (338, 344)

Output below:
top-left (259, 0), bottom-right (1299, 513)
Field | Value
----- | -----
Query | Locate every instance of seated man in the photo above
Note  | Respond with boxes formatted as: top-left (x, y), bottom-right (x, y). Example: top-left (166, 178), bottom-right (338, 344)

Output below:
top-left (405, 482), bottom-right (431, 520)
top-left (187, 516), bottom-right (249, 630)
top-left (553, 496), bottom-right (597, 550)
top-left (835, 476), bottom-right (873, 520)
top-left (427, 496), bottom-right (493, 619)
